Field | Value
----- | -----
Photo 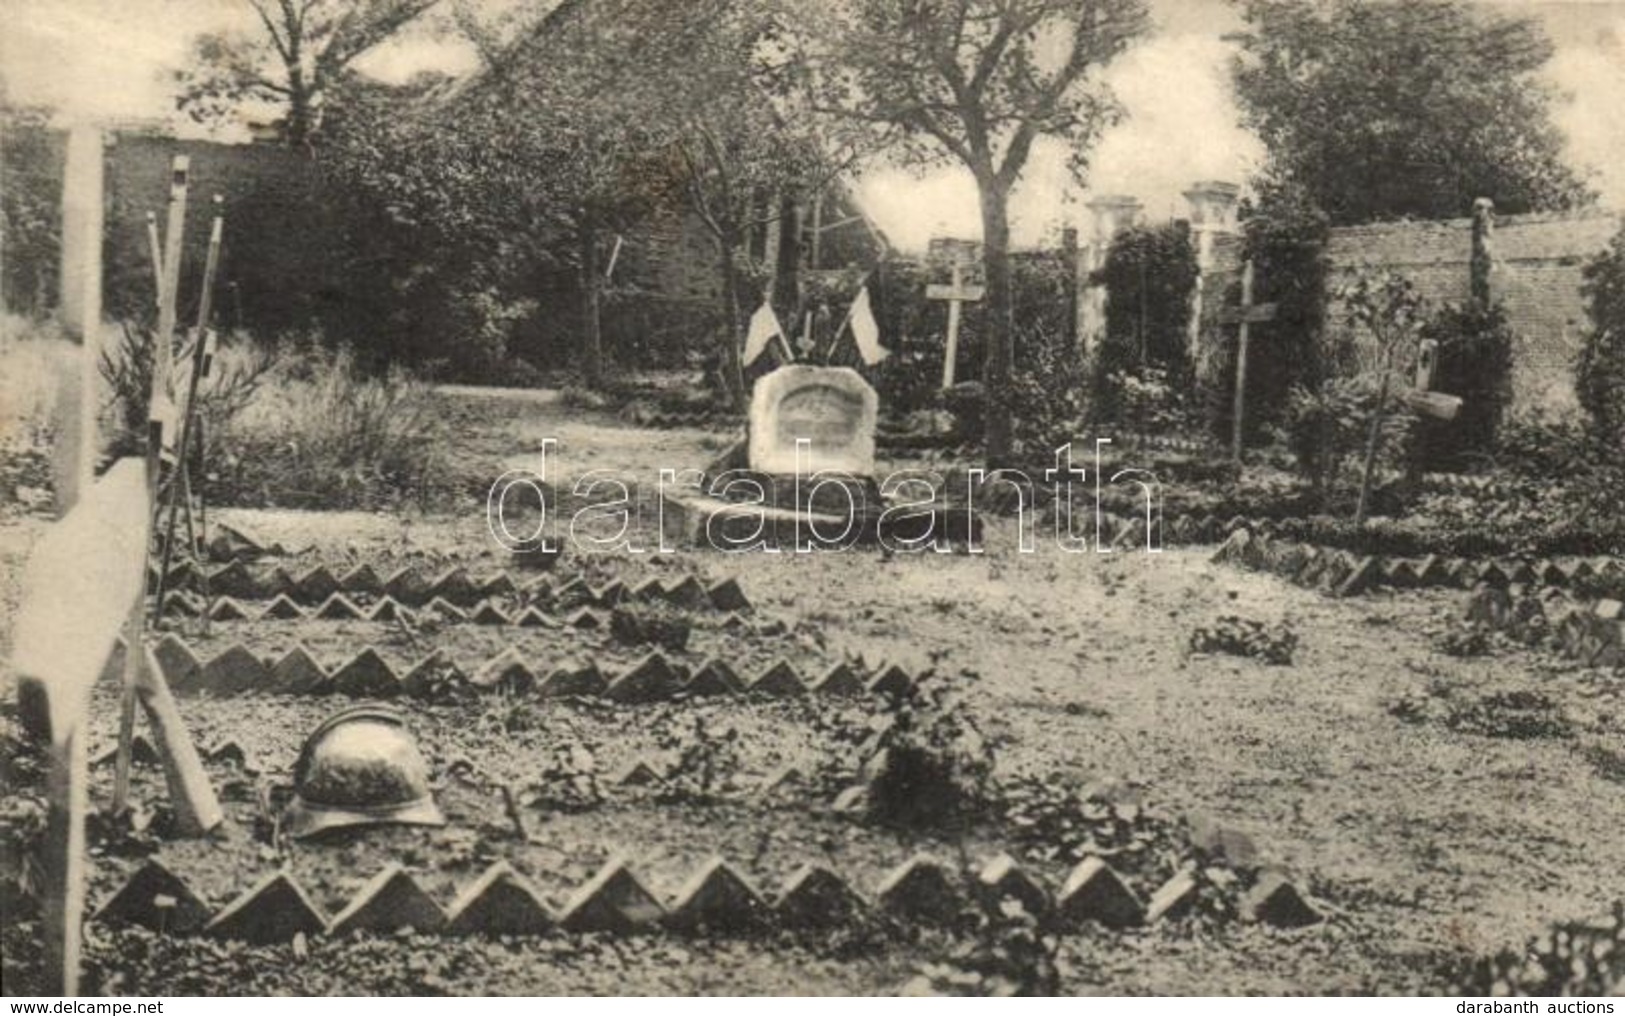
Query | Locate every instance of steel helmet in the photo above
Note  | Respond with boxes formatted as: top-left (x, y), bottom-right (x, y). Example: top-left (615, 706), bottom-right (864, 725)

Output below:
top-left (282, 704), bottom-right (445, 839)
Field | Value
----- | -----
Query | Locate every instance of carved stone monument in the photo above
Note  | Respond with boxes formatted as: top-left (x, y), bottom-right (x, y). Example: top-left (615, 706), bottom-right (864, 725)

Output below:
top-left (747, 365), bottom-right (878, 476)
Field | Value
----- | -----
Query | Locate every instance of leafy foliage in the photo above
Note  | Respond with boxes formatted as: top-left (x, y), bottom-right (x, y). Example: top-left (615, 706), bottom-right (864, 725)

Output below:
top-left (793, 0), bottom-right (1151, 461)
top-left (1408, 301), bottom-right (1515, 471)
top-left (1451, 903), bottom-right (1623, 996)
top-left (1230, 0), bottom-right (1594, 225)
top-left (205, 341), bottom-right (471, 510)
top-left (862, 670), bottom-right (993, 830)
top-left (1208, 193), bottom-right (1331, 447)
top-left (1188, 614), bottom-right (1298, 665)
top-left (0, 100), bottom-right (59, 315)
top-left (1577, 225), bottom-right (1625, 457)
top-left (175, 0), bottom-right (445, 146)
top-left (98, 322), bottom-right (282, 458)
top-left (1093, 223), bottom-right (1199, 385)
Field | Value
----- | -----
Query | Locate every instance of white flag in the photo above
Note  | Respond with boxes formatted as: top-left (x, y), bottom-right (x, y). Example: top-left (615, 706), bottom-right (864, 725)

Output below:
top-left (848, 285), bottom-right (888, 365)
top-left (742, 299), bottom-right (785, 367)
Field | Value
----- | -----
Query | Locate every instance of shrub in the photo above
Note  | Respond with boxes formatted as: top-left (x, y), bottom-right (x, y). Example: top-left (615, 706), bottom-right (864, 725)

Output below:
top-left (1091, 223), bottom-right (1199, 422)
top-left (1412, 301), bottom-right (1515, 471)
top-left (98, 321), bottom-right (279, 458)
top-left (1577, 226), bottom-right (1625, 457)
top-left (0, 109), bottom-right (59, 316)
top-left (1283, 373), bottom-right (1413, 501)
top-left (208, 342), bottom-right (464, 510)
top-left (862, 671), bottom-right (993, 830)
top-left (1206, 196), bottom-right (1331, 446)
top-left (1009, 319), bottom-right (1089, 456)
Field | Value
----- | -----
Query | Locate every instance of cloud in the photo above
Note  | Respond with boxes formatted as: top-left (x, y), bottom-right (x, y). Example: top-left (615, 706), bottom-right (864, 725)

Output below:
top-left (856, 18), bottom-right (1261, 251)
top-left (1544, 14), bottom-right (1625, 207)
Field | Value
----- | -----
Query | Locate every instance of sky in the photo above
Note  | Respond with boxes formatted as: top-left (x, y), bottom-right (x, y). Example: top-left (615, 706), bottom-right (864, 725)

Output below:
top-left (3, 0), bottom-right (1621, 251)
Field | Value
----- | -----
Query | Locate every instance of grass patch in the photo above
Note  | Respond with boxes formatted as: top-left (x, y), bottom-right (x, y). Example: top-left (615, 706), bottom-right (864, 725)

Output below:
top-left (208, 342), bottom-right (485, 511)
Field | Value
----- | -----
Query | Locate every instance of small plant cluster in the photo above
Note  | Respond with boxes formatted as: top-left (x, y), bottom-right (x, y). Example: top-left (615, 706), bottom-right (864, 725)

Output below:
top-left (1446, 690), bottom-right (1572, 741)
top-left (1000, 776), bottom-right (1179, 877)
top-left (1188, 615), bottom-right (1298, 665)
top-left (609, 603), bottom-right (692, 652)
top-left (651, 715), bottom-right (746, 804)
top-left (1450, 902), bottom-right (1623, 996)
top-left (860, 670), bottom-right (994, 829)
top-left (520, 742), bottom-right (605, 814)
top-left (1387, 684), bottom-right (1572, 742)
top-left (906, 897), bottom-right (1060, 997)
top-left (1436, 622), bottom-right (1495, 658)
top-left (1001, 777), bottom-right (1256, 926)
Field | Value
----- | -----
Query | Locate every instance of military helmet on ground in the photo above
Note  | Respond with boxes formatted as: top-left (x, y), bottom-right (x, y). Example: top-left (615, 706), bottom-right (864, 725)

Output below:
top-left (282, 704), bottom-right (445, 839)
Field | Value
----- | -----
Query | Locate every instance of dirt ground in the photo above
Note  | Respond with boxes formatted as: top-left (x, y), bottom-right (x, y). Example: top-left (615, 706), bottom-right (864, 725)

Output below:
top-left (2, 388), bottom-right (1621, 995)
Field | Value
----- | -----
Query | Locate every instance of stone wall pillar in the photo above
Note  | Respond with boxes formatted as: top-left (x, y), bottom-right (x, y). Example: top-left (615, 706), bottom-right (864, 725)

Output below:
top-left (1470, 197), bottom-right (1495, 309)
top-left (1079, 195), bottom-right (1142, 353)
top-left (1182, 180), bottom-right (1241, 352)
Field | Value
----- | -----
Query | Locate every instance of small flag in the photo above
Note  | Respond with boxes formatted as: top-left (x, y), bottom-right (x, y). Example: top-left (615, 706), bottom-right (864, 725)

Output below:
top-left (742, 300), bottom-right (786, 367)
top-left (847, 285), bottom-right (888, 365)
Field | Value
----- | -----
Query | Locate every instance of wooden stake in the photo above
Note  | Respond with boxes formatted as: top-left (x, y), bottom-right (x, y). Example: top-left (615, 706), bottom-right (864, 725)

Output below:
top-left (135, 644), bottom-right (223, 836)
top-left (42, 727), bottom-right (88, 995)
top-left (146, 211), bottom-right (164, 307)
top-left (154, 156), bottom-right (190, 408)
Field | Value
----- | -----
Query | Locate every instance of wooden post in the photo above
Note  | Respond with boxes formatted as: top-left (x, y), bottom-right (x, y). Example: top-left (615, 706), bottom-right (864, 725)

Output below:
top-left (1216, 260), bottom-right (1278, 462)
top-left (943, 264), bottom-right (964, 387)
top-left (52, 125), bottom-right (104, 516)
top-left (152, 198), bottom-right (222, 622)
top-left (135, 644), bottom-right (224, 836)
top-left (154, 156), bottom-right (190, 411)
top-left (13, 460), bottom-right (152, 994)
top-left (926, 261), bottom-right (986, 389)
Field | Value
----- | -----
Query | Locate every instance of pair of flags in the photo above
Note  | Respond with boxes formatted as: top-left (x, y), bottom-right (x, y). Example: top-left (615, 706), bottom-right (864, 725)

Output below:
top-left (742, 286), bottom-right (888, 368)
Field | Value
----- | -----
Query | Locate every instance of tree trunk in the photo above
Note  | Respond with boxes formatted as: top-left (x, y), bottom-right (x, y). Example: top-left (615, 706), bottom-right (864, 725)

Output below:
top-left (579, 214), bottom-right (604, 388)
top-left (718, 242), bottom-right (746, 411)
top-left (979, 182), bottom-right (1015, 466)
top-left (1353, 354), bottom-right (1393, 527)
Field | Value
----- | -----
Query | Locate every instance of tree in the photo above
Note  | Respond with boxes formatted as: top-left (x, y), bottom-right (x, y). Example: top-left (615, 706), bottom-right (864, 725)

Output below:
top-left (177, 0), bottom-right (444, 147)
top-left (0, 85), bottom-right (59, 315)
top-left (1231, 0), bottom-right (1594, 226)
top-left (1577, 226), bottom-right (1625, 457)
top-left (793, 0), bottom-right (1150, 463)
top-left (1341, 272), bottom-right (1425, 525)
top-left (464, 0), bottom-right (850, 404)
top-left (324, 0), bottom-right (830, 396)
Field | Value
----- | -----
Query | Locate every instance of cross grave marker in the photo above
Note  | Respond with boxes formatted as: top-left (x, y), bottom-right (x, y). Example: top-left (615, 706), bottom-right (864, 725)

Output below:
top-left (1216, 259), bottom-right (1278, 461)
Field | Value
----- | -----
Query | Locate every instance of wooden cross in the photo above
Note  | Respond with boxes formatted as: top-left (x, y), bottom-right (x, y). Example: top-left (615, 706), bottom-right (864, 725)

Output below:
top-left (926, 262), bottom-right (986, 388)
top-left (1403, 337), bottom-right (1462, 419)
top-left (1216, 260), bottom-right (1278, 461)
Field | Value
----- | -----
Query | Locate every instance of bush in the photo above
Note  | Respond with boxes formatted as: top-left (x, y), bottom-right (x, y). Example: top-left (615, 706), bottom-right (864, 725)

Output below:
top-left (1578, 226), bottom-right (1625, 457)
top-left (862, 671), bottom-right (993, 830)
top-left (1090, 223), bottom-right (1199, 422)
top-left (1283, 372), bottom-right (1414, 500)
top-left (208, 342), bottom-right (465, 510)
top-left (98, 321), bottom-right (279, 458)
top-left (1413, 301), bottom-right (1515, 471)
top-left (1206, 196), bottom-right (1331, 446)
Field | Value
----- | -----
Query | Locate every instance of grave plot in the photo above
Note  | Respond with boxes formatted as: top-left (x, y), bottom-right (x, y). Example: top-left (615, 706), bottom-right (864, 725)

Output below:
top-left (5, 373), bottom-right (1622, 996)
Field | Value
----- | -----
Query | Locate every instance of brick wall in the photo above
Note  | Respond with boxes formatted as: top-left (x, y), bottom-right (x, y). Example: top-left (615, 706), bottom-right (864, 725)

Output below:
top-left (101, 132), bottom-right (361, 335)
top-left (1200, 209), bottom-right (1620, 416)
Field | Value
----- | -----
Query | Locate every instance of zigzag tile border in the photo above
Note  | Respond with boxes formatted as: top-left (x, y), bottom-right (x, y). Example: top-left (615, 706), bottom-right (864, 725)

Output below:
top-left (1461, 586), bottom-right (1624, 668)
top-left (145, 634), bottom-right (916, 702)
top-left (152, 561), bottom-right (752, 611)
top-left (97, 846), bottom-right (1322, 943)
top-left (1210, 527), bottom-right (1625, 600)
